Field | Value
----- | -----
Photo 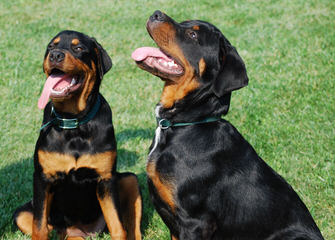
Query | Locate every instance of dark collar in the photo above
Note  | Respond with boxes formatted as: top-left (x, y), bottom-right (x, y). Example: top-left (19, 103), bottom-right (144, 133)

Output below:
top-left (40, 96), bottom-right (101, 131)
top-left (156, 116), bottom-right (222, 129)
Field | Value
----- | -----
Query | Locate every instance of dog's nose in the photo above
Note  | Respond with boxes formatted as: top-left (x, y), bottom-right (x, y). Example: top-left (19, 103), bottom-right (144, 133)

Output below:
top-left (150, 10), bottom-right (166, 22)
top-left (49, 50), bottom-right (65, 63)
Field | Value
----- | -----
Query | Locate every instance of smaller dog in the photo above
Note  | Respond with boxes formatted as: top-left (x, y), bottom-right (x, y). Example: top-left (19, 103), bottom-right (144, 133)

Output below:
top-left (14, 30), bottom-right (142, 240)
top-left (132, 11), bottom-right (324, 240)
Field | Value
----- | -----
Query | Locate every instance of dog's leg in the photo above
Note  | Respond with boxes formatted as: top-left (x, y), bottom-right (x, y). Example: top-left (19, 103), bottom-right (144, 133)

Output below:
top-left (178, 215), bottom-right (217, 240)
top-left (13, 201), bottom-right (34, 235)
top-left (117, 173), bottom-right (142, 240)
top-left (32, 174), bottom-right (53, 240)
top-left (97, 177), bottom-right (127, 240)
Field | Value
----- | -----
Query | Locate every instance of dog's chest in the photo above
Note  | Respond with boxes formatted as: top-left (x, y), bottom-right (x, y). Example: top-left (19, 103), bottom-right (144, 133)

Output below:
top-left (37, 130), bottom-right (116, 181)
top-left (146, 105), bottom-right (178, 211)
top-left (38, 150), bottom-right (116, 180)
top-left (149, 104), bottom-right (168, 157)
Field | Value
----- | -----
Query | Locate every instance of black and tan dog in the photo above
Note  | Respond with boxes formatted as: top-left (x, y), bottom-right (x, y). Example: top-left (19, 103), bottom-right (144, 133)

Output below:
top-left (14, 30), bottom-right (142, 240)
top-left (132, 11), bottom-right (324, 240)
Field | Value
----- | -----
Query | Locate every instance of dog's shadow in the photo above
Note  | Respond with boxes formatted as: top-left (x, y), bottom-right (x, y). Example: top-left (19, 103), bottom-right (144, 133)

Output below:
top-left (0, 158), bottom-right (33, 236)
top-left (1, 128), bottom-right (156, 238)
top-left (116, 128), bottom-right (153, 144)
top-left (116, 128), bottom-right (153, 169)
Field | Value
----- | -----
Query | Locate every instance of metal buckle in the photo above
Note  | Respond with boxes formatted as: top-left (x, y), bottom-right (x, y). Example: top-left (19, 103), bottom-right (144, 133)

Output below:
top-left (57, 117), bottom-right (79, 129)
top-left (158, 119), bottom-right (171, 130)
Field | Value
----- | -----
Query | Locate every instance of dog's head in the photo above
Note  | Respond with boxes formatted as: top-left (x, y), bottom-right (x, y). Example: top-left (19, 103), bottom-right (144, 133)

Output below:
top-left (132, 11), bottom-right (248, 115)
top-left (39, 30), bottom-right (112, 114)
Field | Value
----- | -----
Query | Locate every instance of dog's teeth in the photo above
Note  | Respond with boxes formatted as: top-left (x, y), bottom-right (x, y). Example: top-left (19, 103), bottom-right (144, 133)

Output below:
top-left (158, 59), bottom-right (162, 63)
top-left (163, 61), bottom-right (168, 67)
top-left (71, 78), bottom-right (76, 85)
top-left (168, 61), bottom-right (174, 67)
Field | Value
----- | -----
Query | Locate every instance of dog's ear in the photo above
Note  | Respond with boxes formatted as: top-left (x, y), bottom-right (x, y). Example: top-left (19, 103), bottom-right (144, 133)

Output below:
top-left (92, 38), bottom-right (112, 80)
top-left (212, 37), bottom-right (248, 98)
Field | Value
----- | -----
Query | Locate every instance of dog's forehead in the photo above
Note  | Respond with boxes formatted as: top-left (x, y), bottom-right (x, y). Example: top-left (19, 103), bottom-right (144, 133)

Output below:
top-left (179, 20), bottom-right (223, 43)
top-left (50, 31), bottom-right (92, 47)
top-left (180, 20), bottom-right (217, 32)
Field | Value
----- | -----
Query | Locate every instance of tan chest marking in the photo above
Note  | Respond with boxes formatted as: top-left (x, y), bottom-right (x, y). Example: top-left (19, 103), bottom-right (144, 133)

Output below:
top-left (159, 44), bottom-right (200, 108)
top-left (38, 150), bottom-right (116, 180)
top-left (147, 161), bottom-right (176, 212)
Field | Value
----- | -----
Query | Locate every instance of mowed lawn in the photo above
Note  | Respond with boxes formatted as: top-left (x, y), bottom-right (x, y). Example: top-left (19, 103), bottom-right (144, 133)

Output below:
top-left (0, 0), bottom-right (334, 239)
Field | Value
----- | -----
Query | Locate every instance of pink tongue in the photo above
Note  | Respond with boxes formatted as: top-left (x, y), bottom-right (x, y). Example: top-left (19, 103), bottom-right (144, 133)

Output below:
top-left (37, 74), bottom-right (71, 109)
top-left (131, 47), bottom-right (172, 61)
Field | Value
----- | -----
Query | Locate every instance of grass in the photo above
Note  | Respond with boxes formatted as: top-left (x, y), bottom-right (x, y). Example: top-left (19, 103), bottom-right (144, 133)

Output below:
top-left (0, 0), bottom-right (334, 239)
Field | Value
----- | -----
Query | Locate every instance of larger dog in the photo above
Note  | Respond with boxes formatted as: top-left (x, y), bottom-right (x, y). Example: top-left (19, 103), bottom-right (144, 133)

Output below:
top-left (14, 30), bottom-right (142, 240)
top-left (132, 11), bottom-right (324, 240)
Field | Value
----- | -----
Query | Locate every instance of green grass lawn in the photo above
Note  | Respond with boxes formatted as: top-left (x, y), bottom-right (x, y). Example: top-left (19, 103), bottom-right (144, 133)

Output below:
top-left (0, 0), bottom-right (334, 239)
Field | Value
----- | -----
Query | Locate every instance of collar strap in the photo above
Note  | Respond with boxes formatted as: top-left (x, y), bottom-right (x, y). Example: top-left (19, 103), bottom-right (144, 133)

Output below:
top-left (157, 116), bottom-right (221, 130)
top-left (40, 96), bottom-right (101, 131)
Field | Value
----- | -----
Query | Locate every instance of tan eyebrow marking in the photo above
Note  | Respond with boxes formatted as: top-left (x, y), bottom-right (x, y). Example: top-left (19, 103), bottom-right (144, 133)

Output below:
top-left (53, 37), bottom-right (60, 44)
top-left (71, 38), bottom-right (80, 45)
top-left (192, 25), bottom-right (200, 30)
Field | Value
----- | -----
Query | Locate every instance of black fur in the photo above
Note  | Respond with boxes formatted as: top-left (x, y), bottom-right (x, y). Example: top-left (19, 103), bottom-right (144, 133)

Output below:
top-left (139, 11), bottom-right (324, 240)
top-left (13, 30), bottom-right (142, 239)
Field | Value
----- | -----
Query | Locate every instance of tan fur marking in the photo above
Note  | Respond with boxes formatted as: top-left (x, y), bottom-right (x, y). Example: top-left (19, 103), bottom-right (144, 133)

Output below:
top-left (16, 211), bottom-right (33, 235)
top-left (161, 76), bottom-right (199, 108)
top-left (149, 21), bottom-right (200, 108)
top-left (53, 37), bottom-right (61, 44)
top-left (97, 193), bottom-right (127, 239)
top-left (71, 38), bottom-right (80, 45)
top-left (171, 235), bottom-right (179, 240)
top-left (199, 58), bottom-right (206, 76)
top-left (160, 42), bottom-right (199, 108)
top-left (38, 150), bottom-right (116, 180)
top-left (147, 161), bottom-right (176, 212)
top-left (16, 211), bottom-right (54, 237)
top-left (77, 60), bottom-right (97, 112)
top-left (192, 25), bottom-right (200, 30)
top-left (118, 175), bottom-right (142, 240)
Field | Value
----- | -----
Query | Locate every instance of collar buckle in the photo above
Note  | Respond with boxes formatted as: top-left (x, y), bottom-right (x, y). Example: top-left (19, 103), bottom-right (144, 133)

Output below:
top-left (40, 96), bottom-right (101, 131)
top-left (156, 116), bottom-right (222, 130)
top-left (57, 117), bottom-right (79, 129)
top-left (158, 118), bottom-right (171, 129)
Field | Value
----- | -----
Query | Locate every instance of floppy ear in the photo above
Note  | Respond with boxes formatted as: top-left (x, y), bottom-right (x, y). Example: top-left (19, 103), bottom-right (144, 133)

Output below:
top-left (92, 38), bottom-right (112, 80)
top-left (212, 40), bottom-right (248, 97)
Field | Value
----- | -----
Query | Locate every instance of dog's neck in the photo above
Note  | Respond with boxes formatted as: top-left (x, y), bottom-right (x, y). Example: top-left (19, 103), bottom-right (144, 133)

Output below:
top-left (51, 92), bottom-right (99, 120)
top-left (156, 91), bottom-right (227, 124)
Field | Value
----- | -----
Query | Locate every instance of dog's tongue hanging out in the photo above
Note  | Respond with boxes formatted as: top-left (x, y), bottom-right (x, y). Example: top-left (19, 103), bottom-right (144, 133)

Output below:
top-left (131, 47), bottom-right (173, 62)
top-left (131, 47), bottom-right (184, 75)
top-left (37, 73), bottom-right (73, 109)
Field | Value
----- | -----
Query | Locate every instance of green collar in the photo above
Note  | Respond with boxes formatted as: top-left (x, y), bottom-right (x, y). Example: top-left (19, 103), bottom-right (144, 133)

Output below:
top-left (157, 116), bottom-right (222, 129)
top-left (40, 96), bottom-right (101, 131)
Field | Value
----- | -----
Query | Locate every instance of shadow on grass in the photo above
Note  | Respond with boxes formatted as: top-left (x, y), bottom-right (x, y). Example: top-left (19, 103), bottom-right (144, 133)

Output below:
top-left (0, 158), bottom-right (33, 236)
top-left (116, 128), bottom-right (153, 145)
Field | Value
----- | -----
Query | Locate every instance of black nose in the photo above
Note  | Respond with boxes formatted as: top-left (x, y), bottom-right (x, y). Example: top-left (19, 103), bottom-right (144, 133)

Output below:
top-left (49, 50), bottom-right (65, 63)
top-left (150, 10), bottom-right (166, 22)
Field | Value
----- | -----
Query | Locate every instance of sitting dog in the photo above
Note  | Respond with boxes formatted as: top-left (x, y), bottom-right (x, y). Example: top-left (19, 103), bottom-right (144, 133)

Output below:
top-left (14, 30), bottom-right (142, 240)
top-left (132, 10), bottom-right (324, 240)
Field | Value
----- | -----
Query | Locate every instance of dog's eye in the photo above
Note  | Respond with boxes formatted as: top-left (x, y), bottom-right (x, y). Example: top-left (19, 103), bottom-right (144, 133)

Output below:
top-left (48, 44), bottom-right (54, 50)
top-left (73, 46), bottom-right (83, 52)
top-left (187, 31), bottom-right (198, 40)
